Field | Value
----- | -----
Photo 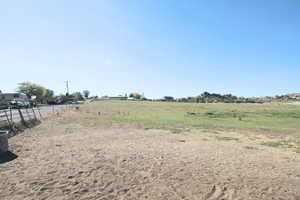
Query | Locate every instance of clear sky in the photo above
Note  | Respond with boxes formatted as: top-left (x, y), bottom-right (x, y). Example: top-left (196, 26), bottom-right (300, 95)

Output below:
top-left (0, 0), bottom-right (299, 98)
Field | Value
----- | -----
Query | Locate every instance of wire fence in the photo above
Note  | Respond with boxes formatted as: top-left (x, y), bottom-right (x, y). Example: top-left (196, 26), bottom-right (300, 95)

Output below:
top-left (0, 107), bottom-right (43, 137)
top-left (0, 104), bottom-right (73, 137)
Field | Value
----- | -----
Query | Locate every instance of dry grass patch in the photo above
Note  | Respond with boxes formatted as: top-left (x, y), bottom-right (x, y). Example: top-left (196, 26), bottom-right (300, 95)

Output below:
top-left (215, 136), bottom-right (239, 141)
top-left (245, 146), bottom-right (259, 150)
top-left (260, 140), bottom-right (300, 153)
top-left (260, 140), bottom-right (294, 148)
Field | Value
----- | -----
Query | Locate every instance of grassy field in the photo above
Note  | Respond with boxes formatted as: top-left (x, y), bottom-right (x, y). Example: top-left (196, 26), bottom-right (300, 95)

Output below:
top-left (62, 100), bottom-right (300, 134)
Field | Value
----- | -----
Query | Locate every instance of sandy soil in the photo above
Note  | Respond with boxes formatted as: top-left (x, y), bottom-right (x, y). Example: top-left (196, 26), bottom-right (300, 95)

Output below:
top-left (1, 116), bottom-right (300, 200)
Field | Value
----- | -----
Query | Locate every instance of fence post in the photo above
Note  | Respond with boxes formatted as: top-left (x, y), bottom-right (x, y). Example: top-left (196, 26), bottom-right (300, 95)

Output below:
top-left (32, 108), bottom-right (37, 120)
top-left (37, 107), bottom-right (42, 119)
top-left (3, 110), bottom-right (13, 132)
top-left (3, 110), bottom-right (11, 124)
top-left (9, 107), bottom-right (12, 122)
top-left (25, 108), bottom-right (31, 121)
top-left (18, 108), bottom-right (26, 126)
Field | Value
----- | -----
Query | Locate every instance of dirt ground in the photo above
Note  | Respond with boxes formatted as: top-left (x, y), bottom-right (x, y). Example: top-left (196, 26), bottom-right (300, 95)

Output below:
top-left (1, 116), bottom-right (300, 200)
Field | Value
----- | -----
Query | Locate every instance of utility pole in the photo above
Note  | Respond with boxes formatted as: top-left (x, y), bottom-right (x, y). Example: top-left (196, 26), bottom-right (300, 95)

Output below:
top-left (65, 81), bottom-right (69, 96)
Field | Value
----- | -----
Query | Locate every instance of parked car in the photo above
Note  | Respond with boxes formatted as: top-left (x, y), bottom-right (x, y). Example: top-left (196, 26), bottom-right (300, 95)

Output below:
top-left (9, 100), bottom-right (31, 109)
top-left (0, 104), bottom-right (8, 110)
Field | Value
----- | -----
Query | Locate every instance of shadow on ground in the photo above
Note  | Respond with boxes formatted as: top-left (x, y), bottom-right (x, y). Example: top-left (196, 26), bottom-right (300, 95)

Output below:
top-left (0, 151), bottom-right (18, 164)
top-left (0, 119), bottom-right (42, 138)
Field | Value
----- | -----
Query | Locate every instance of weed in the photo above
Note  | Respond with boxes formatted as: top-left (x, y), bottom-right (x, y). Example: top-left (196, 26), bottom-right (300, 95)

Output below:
top-left (260, 140), bottom-right (294, 148)
top-left (296, 146), bottom-right (300, 153)
top-left (245, 146), bottom-right (258, 150)
top-left (215, 136), bottom-right (239, 141)
top-left (170, 128), bottom-right (184, 134)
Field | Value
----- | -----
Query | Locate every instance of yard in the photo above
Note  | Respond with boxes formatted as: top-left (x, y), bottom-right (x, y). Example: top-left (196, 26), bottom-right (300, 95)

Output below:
top-left (63, 100), bottom-right (300, 134)
top-left (1, 101), bottom-right (300, 200)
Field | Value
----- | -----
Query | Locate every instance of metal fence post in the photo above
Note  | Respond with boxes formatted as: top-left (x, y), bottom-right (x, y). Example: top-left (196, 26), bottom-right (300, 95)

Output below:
top-left (25, 108), bottom-right (31, 121)
top-left (9, 107), bottom-right (12, 122)
top-left (3, 110), bottom-right (13, 132)
top-left (18, 108), bottom-right (26, 126)
top-left (37, 107), bottom-right (42, 119)
top-left (32, 108), bottom-right (37, 120)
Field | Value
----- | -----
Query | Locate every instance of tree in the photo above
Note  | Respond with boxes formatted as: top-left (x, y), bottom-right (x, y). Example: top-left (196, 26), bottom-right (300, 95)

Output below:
top-left (163, 96), bottom-right (175, 101)
top-left (129, 93), bottom-right (142, 100)
top-left (58, 94), bottom-right (69, 104)
top-left (42, 89), bottom-right (54, 103)
top-left (82, 90), bottom-right (90, 99)
top-left (72, 92), bottom-right (84, 101)
top-left (17, 82), bottom-right (54, 103)
top-left (18, 82), bottom-right (43, 98)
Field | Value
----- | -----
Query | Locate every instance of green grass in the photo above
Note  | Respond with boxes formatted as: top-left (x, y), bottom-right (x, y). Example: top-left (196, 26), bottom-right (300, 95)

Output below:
top-left (260, 140), bottom-right (300, 153)
top-left (62, 100), bottom-right (300, 134)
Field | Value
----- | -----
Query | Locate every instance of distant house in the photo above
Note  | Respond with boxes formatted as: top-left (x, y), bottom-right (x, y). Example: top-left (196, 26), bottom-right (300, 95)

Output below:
top-left (108, 96), bottom-right (128, 100)
top-left (287, 93), bottom-right (300, 100)
top-left (128, 97), bottom-right (137, 101)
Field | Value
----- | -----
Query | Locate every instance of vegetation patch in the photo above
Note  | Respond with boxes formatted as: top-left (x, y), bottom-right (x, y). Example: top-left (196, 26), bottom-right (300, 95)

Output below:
top-left (268, 111), bottom-right (300, 119)
top-left (170, 128), bottom-right (190, 134)
top-left (62, 101), bottom-right (300, 134)
top-left (245, 146), bottom-right (258, 150)
top-left (170, 128), bottom-right (183, 134)
top-left (260, 140), bottom-right (294, 148)
top-left (295, 142), bottom-right (300, 153)
top-left (215, 136), bottom-right (239, 141)
top-left (260, 140), bottom-right (300, 154)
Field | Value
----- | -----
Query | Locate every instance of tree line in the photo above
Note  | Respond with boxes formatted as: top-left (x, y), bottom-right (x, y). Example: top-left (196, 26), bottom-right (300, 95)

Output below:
top-left (14, 82), bottom-right (299, 104)
top-left (163, 92), bottom-right (300, 103)
top-left (126, 92), bottom-right (264, 103)
top-left (17, 82), bottom-right (91, 104)
top-left (175, 92), bottom-right (263, 103)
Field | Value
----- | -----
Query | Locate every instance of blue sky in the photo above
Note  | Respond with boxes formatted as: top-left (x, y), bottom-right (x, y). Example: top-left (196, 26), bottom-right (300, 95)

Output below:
top-left (0, 0), bottom-right (299, 98)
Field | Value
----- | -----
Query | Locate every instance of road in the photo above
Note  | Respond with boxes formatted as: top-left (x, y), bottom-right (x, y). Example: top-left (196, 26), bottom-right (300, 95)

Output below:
top-left (7, 105), bottom-right (70, 123)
